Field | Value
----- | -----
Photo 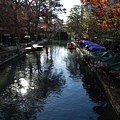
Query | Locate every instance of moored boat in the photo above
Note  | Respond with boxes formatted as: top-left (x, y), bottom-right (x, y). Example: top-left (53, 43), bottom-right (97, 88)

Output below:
top-left (32, 44), bottom-right (43, 50)
top-left (25, 44), bottom-right (43, 52)
top-left (67, 42), bottom-right (76, 49)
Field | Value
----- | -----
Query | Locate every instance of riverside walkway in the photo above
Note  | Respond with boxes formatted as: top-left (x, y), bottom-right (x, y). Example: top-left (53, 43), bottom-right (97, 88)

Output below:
top-left (0, 39), bottom-right (48, 66)
top-left (76, 46), bottom-right (120, 118)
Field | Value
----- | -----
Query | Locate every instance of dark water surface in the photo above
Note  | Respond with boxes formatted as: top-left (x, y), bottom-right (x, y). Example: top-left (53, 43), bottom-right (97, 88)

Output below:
top-left (0, 43), bottom-right (119, 120)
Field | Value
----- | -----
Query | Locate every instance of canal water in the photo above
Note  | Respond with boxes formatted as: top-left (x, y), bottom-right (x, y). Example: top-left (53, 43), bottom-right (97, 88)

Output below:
top-left (0, 42), bottom-right (119, 120)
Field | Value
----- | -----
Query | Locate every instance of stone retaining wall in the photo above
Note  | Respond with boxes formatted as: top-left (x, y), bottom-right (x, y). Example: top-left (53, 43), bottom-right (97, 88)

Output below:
top-left (76, 46), bottom-right (120, 118)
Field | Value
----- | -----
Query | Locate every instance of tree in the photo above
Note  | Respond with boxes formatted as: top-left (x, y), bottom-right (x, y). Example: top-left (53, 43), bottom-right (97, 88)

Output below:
top-left (0, 0), bottom-right (15, 34)
top-left (65, 5), bottom-right (93, 38)
top-left (81, 0), bottom-right (120, 41)
top-left (40, 0), bottom-right (66, 41)
top-left (65, 5), bottom-right (82, 35)
top-left (0, 0), bottom-right (66, 41)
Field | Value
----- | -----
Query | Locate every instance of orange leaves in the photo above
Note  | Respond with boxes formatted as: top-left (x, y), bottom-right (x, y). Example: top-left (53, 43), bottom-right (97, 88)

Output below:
top-left (81, 0), bottom-right (120, 31)
top-left (117, 8), bottom-right (120, 13)
top-left (111, 8), bottom-right (120, 17)
top-left (101, 20), bottom-right (109, 29)
top-left (102, 20), bottom-right (107, 26)
top-left (43, 23), bottom-right (48, 29)
top-left (81, 0), bottom-right (113, 18)
top-left (100, 0), bottom-right (105, 3)
top-left (99, 14), bottom-right (119, 29)
top-left (117, 3), bottom-right (120, 8)
top-left (81, 0), bottom-right (112, 6)
top-left (97, 21), bottom-right (111, 29)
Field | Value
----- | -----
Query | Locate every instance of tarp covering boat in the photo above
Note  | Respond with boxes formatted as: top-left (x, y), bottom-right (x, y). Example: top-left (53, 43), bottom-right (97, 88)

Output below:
top-left (88, 45), bottom-right (106, 51)
top-left (67, 42), bottom-right (76, 49)
top-left (80, 40), bottom-right (106, 51)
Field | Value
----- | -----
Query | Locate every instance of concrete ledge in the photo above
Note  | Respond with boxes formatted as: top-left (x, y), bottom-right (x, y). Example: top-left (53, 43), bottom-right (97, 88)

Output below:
top-left (0, 39), bottom-right (48, 67)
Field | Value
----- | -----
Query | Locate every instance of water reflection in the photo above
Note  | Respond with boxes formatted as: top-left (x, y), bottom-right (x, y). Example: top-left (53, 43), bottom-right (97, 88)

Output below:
top-left (65, 49), bottom-right (81, 78)
top-left (0, 46), bottom-right (66, 120)
top-left (79, 60), bottom-right (119, 120)
top-left (0, 43), bottom-right (119, 120)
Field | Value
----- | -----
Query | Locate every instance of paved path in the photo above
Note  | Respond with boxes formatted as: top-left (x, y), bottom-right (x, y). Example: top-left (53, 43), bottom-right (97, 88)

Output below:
top-left (0, 39), bottom-right (48, 66)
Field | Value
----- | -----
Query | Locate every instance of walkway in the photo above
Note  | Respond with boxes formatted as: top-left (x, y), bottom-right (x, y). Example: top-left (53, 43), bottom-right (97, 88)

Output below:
top-left (0, 39), bottom-right (48, 66)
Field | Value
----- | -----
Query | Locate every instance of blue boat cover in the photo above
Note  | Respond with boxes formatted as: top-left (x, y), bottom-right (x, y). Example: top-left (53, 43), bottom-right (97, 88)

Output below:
top-left (80, 40), bottom-right (106, 51)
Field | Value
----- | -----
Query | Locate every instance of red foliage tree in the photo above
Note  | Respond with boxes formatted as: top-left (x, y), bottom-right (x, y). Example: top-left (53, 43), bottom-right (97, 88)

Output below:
top-left (81, 0), bottom-right (120, 36)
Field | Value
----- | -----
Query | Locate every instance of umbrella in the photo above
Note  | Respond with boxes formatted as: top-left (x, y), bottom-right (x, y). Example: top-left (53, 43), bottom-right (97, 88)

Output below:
top-left (102, 54), bottom-right (120, 65)
top-left (109, 62), bottom-right (120, 71)
top-left (95, 51), bottom-right (108, 57)
top-left (111, 54), bottom-right (120, 63)
top-left (90, 50), bottom-right (105, 61)
top-left (100, 51), bottom-right (113, 57)
top-left (91, 50), bottom-right (105, 55)
top-left (101, 56), bottom-right (113, 62)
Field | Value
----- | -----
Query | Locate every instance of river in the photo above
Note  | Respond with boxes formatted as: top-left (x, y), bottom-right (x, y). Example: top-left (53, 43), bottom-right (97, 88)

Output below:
top-left (0, 42), bottom-right (119, 120)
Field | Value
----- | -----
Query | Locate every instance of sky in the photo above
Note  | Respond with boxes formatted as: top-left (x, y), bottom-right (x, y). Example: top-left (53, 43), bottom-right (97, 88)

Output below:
top-left (60, 0), bottom-right (81, 22)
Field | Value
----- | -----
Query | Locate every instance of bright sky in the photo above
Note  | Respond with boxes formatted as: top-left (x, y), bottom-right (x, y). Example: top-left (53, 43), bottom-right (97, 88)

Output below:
top-left (60, 0), bottom-right (81, 22)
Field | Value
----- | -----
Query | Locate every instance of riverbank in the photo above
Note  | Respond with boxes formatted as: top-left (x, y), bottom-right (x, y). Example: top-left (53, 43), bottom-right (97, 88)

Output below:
top-left (76, 46), bottom-right (120, 118)
top-left (0, 39), bottom-right (48, 67)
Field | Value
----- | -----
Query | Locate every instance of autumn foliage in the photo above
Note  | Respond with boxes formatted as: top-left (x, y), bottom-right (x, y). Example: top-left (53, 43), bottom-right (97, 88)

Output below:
top-left (81, 0), bottom-right (120, 30)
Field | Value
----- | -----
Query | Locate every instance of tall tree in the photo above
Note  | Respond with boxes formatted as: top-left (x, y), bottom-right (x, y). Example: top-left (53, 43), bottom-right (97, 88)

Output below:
top-left (0, 0), bottom-right (66, 41)
top-left (81, 0), bottom-right (120, 41)
top-left (0, 0), bottom-right (14, 33)
top-left (66, 5), bottom-right (92, 37)
top-left (40, 0), bottom-right (66, 41)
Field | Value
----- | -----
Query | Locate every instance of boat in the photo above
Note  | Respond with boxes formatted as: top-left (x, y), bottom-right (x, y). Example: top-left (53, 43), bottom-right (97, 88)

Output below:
top-left (25, 44), bottom-right (43, 52)
top-left (32, 44), bottom-right (43, 50)
top-left (25, 46), bottom-right (33, 52)
top-left (67, 42), bottom-right (76, 49)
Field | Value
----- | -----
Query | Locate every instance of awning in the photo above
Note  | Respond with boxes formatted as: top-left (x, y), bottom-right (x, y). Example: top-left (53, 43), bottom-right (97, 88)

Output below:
top-left (109, 62), bottom-right (120, 71)
top-left (102, 54), bottom-right (120, 65)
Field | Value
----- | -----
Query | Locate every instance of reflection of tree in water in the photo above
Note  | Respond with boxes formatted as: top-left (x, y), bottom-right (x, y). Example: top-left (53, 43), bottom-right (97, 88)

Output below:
top-left (80, 60), bottom-right (119, 119)
top-left (65, 50), bottom-right (81, 77)
top-left (0, 55), bottom-right (26, 94)
top-left (37, 46), bottom-right (66, 96)
top-left (93, 105), bottom-right (120, 120)
top-left (40, 70), bottom-right (65, 96)
top-left (0, 47), bottom-right (65, 120)
top-left (79, 59), bottom-right (106, 102)
top-left (66, 50), bottom-right (106, 102)
top-left (33, 51), bottom-right (42, 73)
